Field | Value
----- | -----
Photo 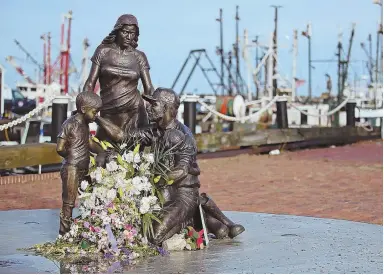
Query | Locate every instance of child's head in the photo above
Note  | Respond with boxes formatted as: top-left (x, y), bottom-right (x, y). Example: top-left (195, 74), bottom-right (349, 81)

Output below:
top-left (75, 92), bottom-right (103, 122)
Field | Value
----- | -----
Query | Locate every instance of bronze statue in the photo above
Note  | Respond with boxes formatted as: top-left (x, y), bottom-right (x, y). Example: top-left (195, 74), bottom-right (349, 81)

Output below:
top-left (56, 92), bottom-right (104, 235)
top-left (95, 88), bottom-right (245, 244)
top-left (83, 14), bottom-right (155, 141)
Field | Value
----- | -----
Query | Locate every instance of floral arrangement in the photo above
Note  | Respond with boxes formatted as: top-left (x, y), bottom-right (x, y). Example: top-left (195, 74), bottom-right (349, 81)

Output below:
top-left (29, 142), bottom-right (165, 262)
top-left (27, 137), bottom-right (208, 269)
top-left (183, 226), bottom-right (206, 250)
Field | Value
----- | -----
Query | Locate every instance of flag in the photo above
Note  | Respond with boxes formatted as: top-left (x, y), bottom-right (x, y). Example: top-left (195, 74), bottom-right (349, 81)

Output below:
top-left (294, 78), bottom-right (305, 87)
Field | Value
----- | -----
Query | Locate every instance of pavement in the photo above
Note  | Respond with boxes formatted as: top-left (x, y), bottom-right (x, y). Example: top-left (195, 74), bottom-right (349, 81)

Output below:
top-left (0, 209), bottom-right (382, 274)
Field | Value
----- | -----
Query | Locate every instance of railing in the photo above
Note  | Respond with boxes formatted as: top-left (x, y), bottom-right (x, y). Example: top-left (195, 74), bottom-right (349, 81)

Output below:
top-left (0, 143), bottom-right (62, 170)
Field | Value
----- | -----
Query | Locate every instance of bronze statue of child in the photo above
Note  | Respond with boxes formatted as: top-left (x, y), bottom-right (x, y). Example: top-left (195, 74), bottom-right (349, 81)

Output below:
top-left (56, 92), bottom-right (103, 235)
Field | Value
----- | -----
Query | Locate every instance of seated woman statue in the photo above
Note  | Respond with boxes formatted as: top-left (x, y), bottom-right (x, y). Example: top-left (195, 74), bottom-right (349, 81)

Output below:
top-left (95, 87), bottom-right (245, 245)
top-left (83, 14), bottom-right (155, 141)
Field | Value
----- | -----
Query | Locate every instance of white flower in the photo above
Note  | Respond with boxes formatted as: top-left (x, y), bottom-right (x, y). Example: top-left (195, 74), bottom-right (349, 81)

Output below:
top-left (81, 210), bottom-right (91, 219)
top-left (120, 143), bottom-right (127, 149)
top-left (90, 167), bottom-right (103, 183)
top-left (130, 252), bottom-right (140, 259)
top-left (144, 153), bottom-right (154, 164)
top-left (107, 189), bottom-right (117, 201)
top-left (133, 153), bottom-right (141, 163)
top-left (139, 196), bottom-right (158, 214)
top-left (131, 176), bottom-right (152, 194)
top-left (148, 195), bottom-right (158, 205)
top-left (141, 177), bottom-right (152, 192)
top-left (139, 162), bottom-right (150, 172)
top-left (139, 202), bottom-right (150, 214)
top-left (122, 151), bottom-right (134, 163)
top-left (106, 161), bottom-right (119, 172)
top-left (115, 174), bottom-right (126, 188)
top-left (132, 176), bottom-right (141, 186)
top-left (80, 180), bottom-right (89, 191)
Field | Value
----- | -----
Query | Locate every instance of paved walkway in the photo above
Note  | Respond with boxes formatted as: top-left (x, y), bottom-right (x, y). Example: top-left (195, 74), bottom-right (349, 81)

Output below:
top-left (0, 141), bottom-right (382, 224)
top-left (0, 209), bottom-right (382, 273)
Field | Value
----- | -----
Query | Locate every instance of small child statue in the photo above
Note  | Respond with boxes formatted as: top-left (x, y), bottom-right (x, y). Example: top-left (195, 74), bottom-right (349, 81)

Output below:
top-left (56, 92), bottom-right (103, 235)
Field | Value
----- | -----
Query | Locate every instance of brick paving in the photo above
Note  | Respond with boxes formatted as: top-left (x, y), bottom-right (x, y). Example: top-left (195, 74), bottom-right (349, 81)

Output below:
top-left (0, 140), bottom-right (382, 224)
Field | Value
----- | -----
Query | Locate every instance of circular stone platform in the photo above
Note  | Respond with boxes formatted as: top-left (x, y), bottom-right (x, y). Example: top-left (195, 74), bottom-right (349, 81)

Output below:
top-left (0, 209), bottom-right (382, 274)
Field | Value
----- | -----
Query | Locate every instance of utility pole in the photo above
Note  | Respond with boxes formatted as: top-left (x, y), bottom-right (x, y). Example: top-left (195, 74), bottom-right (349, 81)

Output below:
top-left (0, 65), bottom-right (4, 116)
top-left (252, 35), bottom-right (260, 99)
top-left (369, 34), bottom-right (373, 83)
top-left (267, 33), bottom-right (274, 98)
top-left (80, 38), bottom-right (90, 91)
top-left (47, 32), bottom-right (51, 84)
top-left (302, 22), bottom-right (312, 100)
top-left (292, 29), bottom-right (298, 101)
top-left (373, 0), bottom-right (383, 108)
top-left (216, 9), bottom-right (225, 95)
top-left (333, 29), bottom-right (343, 127)
top-left (375, 23), bottom-right (379, 108)
top-left (235, 5), bottom-right (240, 94)
top-left (264, 51), bottom-right (269, 98)
top-left (41, 34), bottom-right (47, 84)
top-left (271, 5), bottom-right (282, 97)
top-left (228, 51), bottom-right (233, 95)
top-left (341, 23), bottom-right (356, 99)
top-left (337, 31), bottom-right (343, 105)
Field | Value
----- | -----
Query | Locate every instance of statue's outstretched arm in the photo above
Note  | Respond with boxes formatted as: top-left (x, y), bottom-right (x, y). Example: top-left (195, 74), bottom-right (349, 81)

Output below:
top-left (83, 63), bottom-right (100, 93)
top-left (95, 116), bottom-right (126, 143)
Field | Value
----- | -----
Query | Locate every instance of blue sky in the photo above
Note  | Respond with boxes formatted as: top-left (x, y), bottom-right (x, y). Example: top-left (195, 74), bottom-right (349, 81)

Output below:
top-left (0, 0), bottom-right (381, 97)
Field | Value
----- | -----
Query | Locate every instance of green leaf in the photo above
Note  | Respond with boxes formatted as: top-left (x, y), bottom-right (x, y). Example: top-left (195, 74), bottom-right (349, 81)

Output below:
top-left (118, 187), bottom-right (124, 199)
top-left (80, 239), bottom-right (90, 249)
top-left (117, 154), bottom-right (124, 165)
top-left (100, 141), bottom-right (108, 150)
top-left (153, 175), bottom-right (161, 183)
top-left (127, 165), bottom-right (135, 177)
top-left (193, 232), bottom-right (199, 239)
top-left (90, 156), bottom-right (96, 166)
top-left (167, 180), bottom-right (174, 185)
top-left (92, 136), bottom-right (100, 143)
top-left (133, 144), bottom-right (140, 154)
top-left (148, 213), bottom-right (161, 224)
top-left (104, 141), bottom-right (114, 149)
top-left (149, 221), bottom-right (154, 238)
top-left (156, 189), bottom-right (165, 206)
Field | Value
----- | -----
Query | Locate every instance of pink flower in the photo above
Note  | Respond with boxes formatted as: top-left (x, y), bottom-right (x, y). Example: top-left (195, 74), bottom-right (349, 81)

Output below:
top-left (123, 230), bottom-right (135, 241)
top-left (124, 224), bottom-right (133, 230)
top-left (196, 237), bottom-right (203, 248)
top-left (94, 227), bottom-right (101, 233)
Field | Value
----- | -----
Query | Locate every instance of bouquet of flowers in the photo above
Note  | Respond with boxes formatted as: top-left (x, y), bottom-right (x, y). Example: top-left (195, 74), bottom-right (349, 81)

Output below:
top-left (29, 142), bottom-right (167, 262)
top-left (183, 226), bottom-right (206, 250)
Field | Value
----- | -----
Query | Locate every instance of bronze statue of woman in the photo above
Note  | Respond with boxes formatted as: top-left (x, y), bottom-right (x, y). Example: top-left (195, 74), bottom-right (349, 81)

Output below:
top-left (83, 14), bottom-right (154, 140)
